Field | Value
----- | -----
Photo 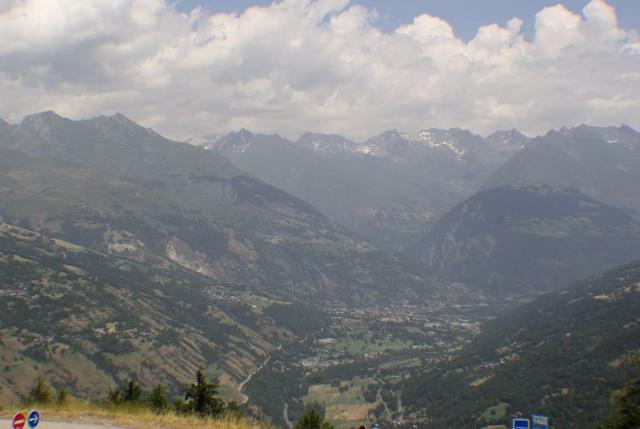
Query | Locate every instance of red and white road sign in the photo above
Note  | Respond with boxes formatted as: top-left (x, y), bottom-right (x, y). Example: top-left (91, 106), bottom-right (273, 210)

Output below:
top-left (13, 412), bottom-right (26, 429)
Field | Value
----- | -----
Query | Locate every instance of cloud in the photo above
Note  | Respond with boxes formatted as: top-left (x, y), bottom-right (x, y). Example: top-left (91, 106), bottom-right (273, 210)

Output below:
top-left (0, 0), bottom-right (638, 140)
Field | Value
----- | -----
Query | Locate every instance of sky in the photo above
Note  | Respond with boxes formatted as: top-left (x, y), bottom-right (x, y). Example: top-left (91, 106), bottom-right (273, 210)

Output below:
top-left (176, 0), bottom-right (640, 40)
top-left (0, 0), bottom-right (639, 140)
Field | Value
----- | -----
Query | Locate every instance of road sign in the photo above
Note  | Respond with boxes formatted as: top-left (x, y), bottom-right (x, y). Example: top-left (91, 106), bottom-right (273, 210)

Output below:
top-left (531, 415), bottom-right (548, 429)
top-left (27, 410), bottom-right (40, 428)
top-left (12, 412), bottom-right (26, 429)
top-left (512, 418), bottom-right (530, 429)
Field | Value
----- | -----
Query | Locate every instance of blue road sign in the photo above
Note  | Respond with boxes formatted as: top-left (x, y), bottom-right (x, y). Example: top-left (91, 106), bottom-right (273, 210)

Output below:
top-left (513, 418), bottom-right (530, 429)
top-left (531, 415), bottom-right (548, 429)
top-left (27, 410), bottom-right (40, 428)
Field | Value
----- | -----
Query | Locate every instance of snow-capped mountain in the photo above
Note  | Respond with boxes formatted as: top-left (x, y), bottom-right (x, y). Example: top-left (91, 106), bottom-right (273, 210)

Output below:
top-left (295, 128), bottom-right (506, 161)
top-left (296, 132), bottom-right (360, 154)
top-left (359, 128), bottom-right (489, 162)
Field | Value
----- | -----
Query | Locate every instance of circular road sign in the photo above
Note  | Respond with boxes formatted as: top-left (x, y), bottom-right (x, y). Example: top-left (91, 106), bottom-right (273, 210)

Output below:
top-left (27, 410), bottom-right (40, 428)
top-left (12, 412), bottom-right (26, 429)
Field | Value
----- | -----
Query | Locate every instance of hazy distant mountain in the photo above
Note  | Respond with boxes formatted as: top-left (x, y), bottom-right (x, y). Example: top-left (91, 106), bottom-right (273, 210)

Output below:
top-left (402, 258), bottom-right (640, 428)
top-left (0, 118), bottom-right (8, 130)
top-left (417, 185), bottom-right (640, 295)
top-left (296, 132), bottom-right (360, 154)
top-left (0, 112), bottom-right (439, 303)
top-left (361, 128), bottom-right (486, 160)
top-left (484, 125), bottom-right (640, 214)
top-left (211, 128), bottom-right (522, 250)
top-left (485, 129), bottom-right (530, 148)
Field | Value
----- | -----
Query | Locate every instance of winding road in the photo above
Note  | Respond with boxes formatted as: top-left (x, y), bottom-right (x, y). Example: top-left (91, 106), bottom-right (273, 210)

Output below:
top-left (237, 354), bottom-right (271, 405)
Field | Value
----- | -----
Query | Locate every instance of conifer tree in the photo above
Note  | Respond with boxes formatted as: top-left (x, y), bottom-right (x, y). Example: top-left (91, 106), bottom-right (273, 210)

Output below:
top-left (183, 369), bottom-right (224, 416)
top-left (26, 376), bottom-right (53, 404)
top-left (147, 384), bottom-right (170, 413)
top-left (293, 409), bottom-right (335, 429)
top-left (57, 387), bottom-right (68, 405)
top-left (122, 380), bottom-right (142, 403)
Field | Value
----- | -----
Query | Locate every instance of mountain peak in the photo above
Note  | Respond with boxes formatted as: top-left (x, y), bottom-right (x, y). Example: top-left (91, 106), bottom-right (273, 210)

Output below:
top-left (22, 110), bottom-right (64, 123)
top-left (0, 117), bottom-right (9, 130)
top-left (486, 129), bottom-right (530, 148)
top-left (107, 112), bottom-right (137, 125)
top-left (236, 128), bottom-right (254, 137)
top-left (21, 111), bottom-right (68, 134)
top-left (92, 112), bottom-right (149, 134)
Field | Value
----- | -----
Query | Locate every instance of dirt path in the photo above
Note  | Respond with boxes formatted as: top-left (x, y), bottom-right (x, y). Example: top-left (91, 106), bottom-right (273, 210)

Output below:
top-left (0, 420), bottom-right (126, 429)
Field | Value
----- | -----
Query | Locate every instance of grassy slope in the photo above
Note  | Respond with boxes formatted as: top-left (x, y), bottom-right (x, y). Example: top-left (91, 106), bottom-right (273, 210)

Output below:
top-left (0, 221), bottom-right (273, 404)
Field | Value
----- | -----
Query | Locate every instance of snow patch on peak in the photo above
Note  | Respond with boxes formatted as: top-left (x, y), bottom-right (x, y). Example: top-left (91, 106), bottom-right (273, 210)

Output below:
top-left (401, 130), bottom-right (467, 158)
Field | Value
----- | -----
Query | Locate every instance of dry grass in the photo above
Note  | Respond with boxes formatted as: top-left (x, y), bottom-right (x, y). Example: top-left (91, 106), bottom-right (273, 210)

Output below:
top-left (0, 400), bottom-right (271, 429)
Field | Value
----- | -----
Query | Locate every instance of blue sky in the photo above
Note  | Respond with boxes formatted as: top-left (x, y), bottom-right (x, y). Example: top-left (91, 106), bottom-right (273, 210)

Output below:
top-left (176, 0), bottom-right (640, 40)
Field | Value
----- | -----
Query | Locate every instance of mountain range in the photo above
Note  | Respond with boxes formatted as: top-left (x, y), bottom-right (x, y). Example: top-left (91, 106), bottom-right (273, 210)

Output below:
top-left (2, 111), bottom-right (640, 426)
top-left (484, 125), bottom-right (640, 214)
top-left (0, 112), bottom-right (441, 304)
top-left (207, 127), bottom-right (528, 250)
top-left (417, 125), bottom-right (640, 295)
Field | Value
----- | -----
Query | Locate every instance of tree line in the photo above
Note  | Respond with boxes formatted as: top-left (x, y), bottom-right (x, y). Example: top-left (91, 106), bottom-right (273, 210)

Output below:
top-left (24, 368), bottom-right (241, 419)
top-left (23, 368), bottom-right (338, 429)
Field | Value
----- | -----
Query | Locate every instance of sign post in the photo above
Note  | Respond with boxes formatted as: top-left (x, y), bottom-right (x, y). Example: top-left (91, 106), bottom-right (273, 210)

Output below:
top-left (512, 418), bottom-right (530, 429)
top-left (27, 410), bottom-right (40, 428)
top-left (12, 412), bottom-right (26, 429)
top-left (531, 415), bottom-right (548, 429)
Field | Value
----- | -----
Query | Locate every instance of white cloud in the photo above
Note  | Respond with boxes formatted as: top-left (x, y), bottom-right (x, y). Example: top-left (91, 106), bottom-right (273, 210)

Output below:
top-left (0, 0), bottom-right (638, 140)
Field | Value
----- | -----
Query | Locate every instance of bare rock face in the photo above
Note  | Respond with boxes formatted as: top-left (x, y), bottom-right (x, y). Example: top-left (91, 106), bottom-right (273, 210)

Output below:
top-left (165, 237), bottom-right (218, 279)
top-left (103, 228), bottom-right (147, 261)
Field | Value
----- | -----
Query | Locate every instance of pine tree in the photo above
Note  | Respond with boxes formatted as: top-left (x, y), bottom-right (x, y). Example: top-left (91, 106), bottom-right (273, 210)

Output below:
top-left (26, 376), bottom-right (53, 405)
top-left (147, 384), bottom-right (170, 413)
top-left (293, 409), bottom-right (335, 429)
top-left (122, 380), bottom-right (142, 403)
top-left (183, 369), bottom-right (224, 416)
top-left (106, 386), bottom-right (122, 404)
top-left (106, 379), bottom-right (142, 405)
top-left (57, 387), bottom-right (68, 405)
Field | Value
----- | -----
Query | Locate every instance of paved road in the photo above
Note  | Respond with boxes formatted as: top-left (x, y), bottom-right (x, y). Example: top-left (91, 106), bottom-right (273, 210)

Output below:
top-left (0, 419), bottom-right (126, 429)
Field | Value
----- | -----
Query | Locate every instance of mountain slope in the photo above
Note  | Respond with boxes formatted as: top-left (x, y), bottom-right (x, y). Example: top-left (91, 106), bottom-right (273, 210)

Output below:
top-left (0, 112), bottom-right (438, 302)
top-left (0, 221), bottom-right (275, 404)
top-left (417, 185), bottom-right (640, 294)
top-left (401, 259), bottom-right (640, 428)
top-left (484, 125), bottom-right (640, 215)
